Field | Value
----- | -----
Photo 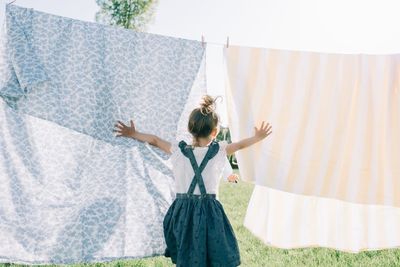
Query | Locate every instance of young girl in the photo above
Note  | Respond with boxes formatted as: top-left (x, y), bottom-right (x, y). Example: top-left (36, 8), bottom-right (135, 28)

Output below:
top-left (113, 95), bottom-right (272, 267)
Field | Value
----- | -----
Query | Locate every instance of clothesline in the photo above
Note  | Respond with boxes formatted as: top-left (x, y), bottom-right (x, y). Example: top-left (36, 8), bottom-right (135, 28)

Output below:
top-left (6, 0), bottom-right (17, 6)
top-left (201, 35), bottom-right (230, 48)
top-left (4, 2), bottom-right (232, 49)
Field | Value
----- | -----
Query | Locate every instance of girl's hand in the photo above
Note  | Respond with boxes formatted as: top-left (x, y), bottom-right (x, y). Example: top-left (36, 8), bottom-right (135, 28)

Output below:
top-left (227, 173), bottom-right (239, 183)
top-left (254, 121), bottom-right (272, 140)
top-left (113, 120), bottom-right (136, 138)
top-left (226, 120), bottom-right (272, 155)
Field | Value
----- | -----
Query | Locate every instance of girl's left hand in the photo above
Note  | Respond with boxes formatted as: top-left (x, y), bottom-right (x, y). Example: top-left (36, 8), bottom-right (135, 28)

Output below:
top-left (228, 174), bottom-right (239, 183)
top-left (254, 121), bottom-right (272, 140)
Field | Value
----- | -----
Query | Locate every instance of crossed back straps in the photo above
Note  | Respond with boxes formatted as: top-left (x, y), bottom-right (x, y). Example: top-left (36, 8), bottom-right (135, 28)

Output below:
top-left (178, 140), bottom-right (220, 195)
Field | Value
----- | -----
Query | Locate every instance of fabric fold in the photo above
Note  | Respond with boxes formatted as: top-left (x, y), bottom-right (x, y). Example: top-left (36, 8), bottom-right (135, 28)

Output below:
top-left (2, 5), bottom-right (48, 97)
top-left (245, 185), bottom-right (400, 253)
top-left (1, 5), bottom-right (206, 146)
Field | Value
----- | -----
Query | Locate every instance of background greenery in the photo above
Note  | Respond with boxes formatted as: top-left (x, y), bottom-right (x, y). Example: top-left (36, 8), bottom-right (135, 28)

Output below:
top-left (96, 0), bottom-right (158, 30)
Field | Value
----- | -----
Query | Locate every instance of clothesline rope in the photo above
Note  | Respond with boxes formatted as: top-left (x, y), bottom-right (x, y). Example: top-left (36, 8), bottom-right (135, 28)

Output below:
top-left (6, 0), bottom-right (17, 6)
top-left (3, 3), bottom-right (232, 49)
top-left (201, 35), bottom-right (230, 48)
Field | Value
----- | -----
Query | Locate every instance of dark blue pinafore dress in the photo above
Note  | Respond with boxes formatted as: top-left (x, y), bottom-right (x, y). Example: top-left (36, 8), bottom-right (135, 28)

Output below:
top-left (163, 140), bottom-right (241, 267)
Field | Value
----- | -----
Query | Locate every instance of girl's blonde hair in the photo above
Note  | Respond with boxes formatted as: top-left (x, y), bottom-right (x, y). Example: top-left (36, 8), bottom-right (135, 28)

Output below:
top-left (188, 95), bottom-right (220, 140)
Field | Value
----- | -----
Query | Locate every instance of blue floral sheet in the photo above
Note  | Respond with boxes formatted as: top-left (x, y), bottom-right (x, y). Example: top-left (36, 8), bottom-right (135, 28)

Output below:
top-left (0, 5), bottom-right (206, 264)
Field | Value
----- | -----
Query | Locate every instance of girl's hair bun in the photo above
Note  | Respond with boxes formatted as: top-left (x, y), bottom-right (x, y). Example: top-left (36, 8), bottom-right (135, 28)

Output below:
top-left (188, 95), bottom-right (221, 139)
top-left (200, 95), bottom-right (219, 115)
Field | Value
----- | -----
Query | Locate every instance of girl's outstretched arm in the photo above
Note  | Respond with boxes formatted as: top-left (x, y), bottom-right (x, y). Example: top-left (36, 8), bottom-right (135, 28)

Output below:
top-left (226, 121), bottom-right (272, 156)
top-left (113, 120), bottom-right (172, 154)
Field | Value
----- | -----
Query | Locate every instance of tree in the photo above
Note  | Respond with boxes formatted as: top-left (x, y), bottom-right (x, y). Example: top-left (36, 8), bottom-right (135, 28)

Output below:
top-left (96, 0), bottom-right (158, 31)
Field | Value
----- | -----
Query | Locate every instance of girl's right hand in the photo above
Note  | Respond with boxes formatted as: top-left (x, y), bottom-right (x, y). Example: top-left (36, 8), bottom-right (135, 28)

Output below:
top-left (113, 120), bottom-right (136, 138)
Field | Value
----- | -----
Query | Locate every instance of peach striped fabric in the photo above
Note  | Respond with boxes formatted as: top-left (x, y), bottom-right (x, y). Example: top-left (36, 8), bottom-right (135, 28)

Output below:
top-left (224, 46), bottom-right (400, 207)
top-left (244, 186), bottom-right (400, 252)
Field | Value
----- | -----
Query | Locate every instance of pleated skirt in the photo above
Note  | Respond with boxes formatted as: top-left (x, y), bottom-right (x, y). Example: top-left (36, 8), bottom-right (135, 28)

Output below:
top-left (163, 194), bottom-right (241, 267)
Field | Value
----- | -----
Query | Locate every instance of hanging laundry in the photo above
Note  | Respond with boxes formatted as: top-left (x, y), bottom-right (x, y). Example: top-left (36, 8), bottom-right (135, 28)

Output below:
top-left (225, 46), bottom-right (400, 207)
top-left (0, 5), bottom-right (206, 264)
top-left (245, 185), bottom-right (400, 252)
top-left (224, 45), bottom-right (400, 252)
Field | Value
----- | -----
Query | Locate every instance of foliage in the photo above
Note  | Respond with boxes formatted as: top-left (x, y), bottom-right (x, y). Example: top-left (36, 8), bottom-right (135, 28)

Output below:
top-left (217, 126), bottom-right (238, 169)
top-left (96, 0), bottom-right (158, 30)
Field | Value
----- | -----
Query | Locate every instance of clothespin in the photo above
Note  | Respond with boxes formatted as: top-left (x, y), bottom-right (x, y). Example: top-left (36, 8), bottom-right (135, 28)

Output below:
top-left (201, 35), bottom-right (205, 48)
top-left (7, 0), bottom-right (17, 5)
top-left (226, 36), bottom-right (229, 48)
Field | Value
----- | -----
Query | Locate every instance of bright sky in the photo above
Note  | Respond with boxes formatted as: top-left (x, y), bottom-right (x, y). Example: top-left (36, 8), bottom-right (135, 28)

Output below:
top-left (2, 0), bottom-right (400, 124)
top-left (3, 0), bottom-right (400, 53)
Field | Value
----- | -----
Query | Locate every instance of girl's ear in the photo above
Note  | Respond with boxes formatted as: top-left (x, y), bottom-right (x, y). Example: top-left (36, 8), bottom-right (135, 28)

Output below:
top-left (212, 127), bottom-right (218, 137)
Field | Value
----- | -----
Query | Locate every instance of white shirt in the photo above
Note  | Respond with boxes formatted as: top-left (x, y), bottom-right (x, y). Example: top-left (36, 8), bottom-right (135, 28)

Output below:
top-left (169, 140), bottom-right (232, 195)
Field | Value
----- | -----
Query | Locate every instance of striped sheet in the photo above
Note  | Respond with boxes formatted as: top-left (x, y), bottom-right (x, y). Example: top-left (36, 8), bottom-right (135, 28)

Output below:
top-left (245, 185), bottom-right (400, 252)
top-left (224, 46), bottom-right (400, 206)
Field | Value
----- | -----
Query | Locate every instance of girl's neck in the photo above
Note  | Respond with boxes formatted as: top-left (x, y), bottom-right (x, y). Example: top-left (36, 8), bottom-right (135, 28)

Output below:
top-left (192, 136), bottom-right (214, 147)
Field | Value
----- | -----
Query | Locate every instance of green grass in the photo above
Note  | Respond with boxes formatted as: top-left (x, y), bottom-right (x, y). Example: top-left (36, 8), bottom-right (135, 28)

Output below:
top-left (1, 172), bottom-right (400, 266)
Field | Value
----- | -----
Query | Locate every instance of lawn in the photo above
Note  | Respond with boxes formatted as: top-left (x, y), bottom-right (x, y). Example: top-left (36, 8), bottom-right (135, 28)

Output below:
top-left (1, 172), bottom-right (400, 267)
